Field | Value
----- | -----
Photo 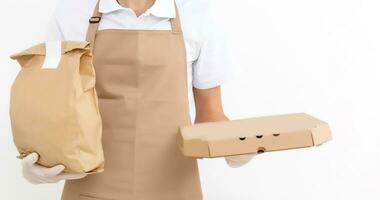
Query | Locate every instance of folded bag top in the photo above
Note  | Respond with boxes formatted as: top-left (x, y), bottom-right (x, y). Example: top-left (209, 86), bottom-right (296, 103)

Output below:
top-left (10, 41), bottom-right (90, 57)
top-left (9, 41), bottom-right (104, 173)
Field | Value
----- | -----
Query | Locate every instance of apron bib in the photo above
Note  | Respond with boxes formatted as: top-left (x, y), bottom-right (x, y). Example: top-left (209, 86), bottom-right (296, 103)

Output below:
top-left (61, 1), bottom-right (203, 200)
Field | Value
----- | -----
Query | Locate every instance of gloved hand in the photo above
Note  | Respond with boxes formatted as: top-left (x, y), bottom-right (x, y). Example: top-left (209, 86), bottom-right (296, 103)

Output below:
top-left (21, 152), bottom-right (87, 184)
top-left (225, 153), bottom-right (256, 168)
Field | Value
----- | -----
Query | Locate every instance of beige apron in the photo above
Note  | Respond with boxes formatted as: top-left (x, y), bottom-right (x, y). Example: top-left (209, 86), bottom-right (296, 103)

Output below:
top-left (61, 1), bottom-right (203, 200)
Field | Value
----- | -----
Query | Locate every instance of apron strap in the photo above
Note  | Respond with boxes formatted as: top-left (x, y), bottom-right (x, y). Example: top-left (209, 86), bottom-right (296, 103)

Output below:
top-left (170, 3), bottom-right (182, 34)
top-left (86, 0), bottom-right (102, 53)
top-left (85, 0), bottom-right (183, 52)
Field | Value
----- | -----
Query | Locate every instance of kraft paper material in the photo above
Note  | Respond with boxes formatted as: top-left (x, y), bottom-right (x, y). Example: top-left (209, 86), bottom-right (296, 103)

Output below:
top-left (178, 113), bottom-right (332, 158)
top-left (10, 41), bottom-right (104, 173)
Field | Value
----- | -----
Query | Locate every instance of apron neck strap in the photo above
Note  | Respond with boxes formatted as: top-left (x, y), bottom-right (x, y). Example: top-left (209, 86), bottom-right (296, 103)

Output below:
top-left (86, 0), bottom-right (183, 53)
top-left (86, 0), bottom-right (102, 53)
top-left (170, 4), bottom-right (182, 34)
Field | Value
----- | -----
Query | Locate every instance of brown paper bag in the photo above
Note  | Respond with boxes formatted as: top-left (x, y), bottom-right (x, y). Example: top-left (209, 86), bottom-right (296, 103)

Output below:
top-left (10, 41), bottom-right (104, 173)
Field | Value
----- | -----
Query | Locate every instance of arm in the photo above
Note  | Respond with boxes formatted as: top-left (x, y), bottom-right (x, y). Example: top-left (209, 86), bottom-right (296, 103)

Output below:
top-left (193, 86), bottom-right (227, 123)
top-left (193, 86), bottom-right (255, 168)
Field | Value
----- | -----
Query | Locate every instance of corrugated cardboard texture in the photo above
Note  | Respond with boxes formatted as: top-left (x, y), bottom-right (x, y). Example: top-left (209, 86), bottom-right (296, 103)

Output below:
top-left (9, 41), bottom-right (104, 173)
top-left (179, 113), bottom-right (332, 158)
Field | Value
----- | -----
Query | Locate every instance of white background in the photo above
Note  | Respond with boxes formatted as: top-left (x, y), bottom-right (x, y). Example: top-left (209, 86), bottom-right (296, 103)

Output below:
top-left (1, 0), bottom-right (379, 199)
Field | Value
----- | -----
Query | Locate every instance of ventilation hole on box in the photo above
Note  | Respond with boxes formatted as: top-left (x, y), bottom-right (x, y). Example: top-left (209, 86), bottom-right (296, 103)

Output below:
top-left (239, 137), bottom-right (246, 141)
top-left (257, 147), bottom-right (266, 154)
top-left (256, 135), bottom-right (263, 139)
top-left (273, 133), bottom-right (280, 137)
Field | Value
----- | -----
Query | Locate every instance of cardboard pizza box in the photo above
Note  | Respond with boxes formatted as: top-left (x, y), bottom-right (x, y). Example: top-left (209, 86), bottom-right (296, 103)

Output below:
top-left (178, 113), bottom-right (332, 158)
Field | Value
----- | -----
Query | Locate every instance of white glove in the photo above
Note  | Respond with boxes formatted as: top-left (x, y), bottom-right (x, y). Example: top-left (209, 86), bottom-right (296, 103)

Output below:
top-left (21, 152), bottom-right (87, 184)
top-left (225, 153), bottom-right (256, 168)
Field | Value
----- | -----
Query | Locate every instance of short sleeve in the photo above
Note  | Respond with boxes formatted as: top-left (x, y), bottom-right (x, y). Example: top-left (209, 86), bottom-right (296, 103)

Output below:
top-left (45, 15), bottom-right (64, 41)
top-left (45, 0), bottom-right (65, 42)
top-left (45, 0), bottom-right (96, 42)
top-left (191, 13), bottom-right (237, 89)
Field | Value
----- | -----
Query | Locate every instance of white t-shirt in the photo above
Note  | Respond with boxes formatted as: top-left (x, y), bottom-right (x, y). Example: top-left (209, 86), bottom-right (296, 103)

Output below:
top-left (47, 0), bottom-right (235, 121)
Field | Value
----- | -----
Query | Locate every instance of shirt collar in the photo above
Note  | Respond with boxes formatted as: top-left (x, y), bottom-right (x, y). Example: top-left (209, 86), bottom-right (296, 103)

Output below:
top-left (99, 0), bottom-right (176, 18)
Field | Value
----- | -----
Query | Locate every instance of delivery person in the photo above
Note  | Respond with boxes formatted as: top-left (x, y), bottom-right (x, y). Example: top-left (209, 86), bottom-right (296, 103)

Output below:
top-left (20, 0), bottom-right (255, 199)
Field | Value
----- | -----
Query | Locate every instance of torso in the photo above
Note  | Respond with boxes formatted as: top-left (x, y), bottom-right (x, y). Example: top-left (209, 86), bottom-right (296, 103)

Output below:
top-left (50, 0), bottom-right (218, 122)
top-left (61, 1), bottom-right (203, 199)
